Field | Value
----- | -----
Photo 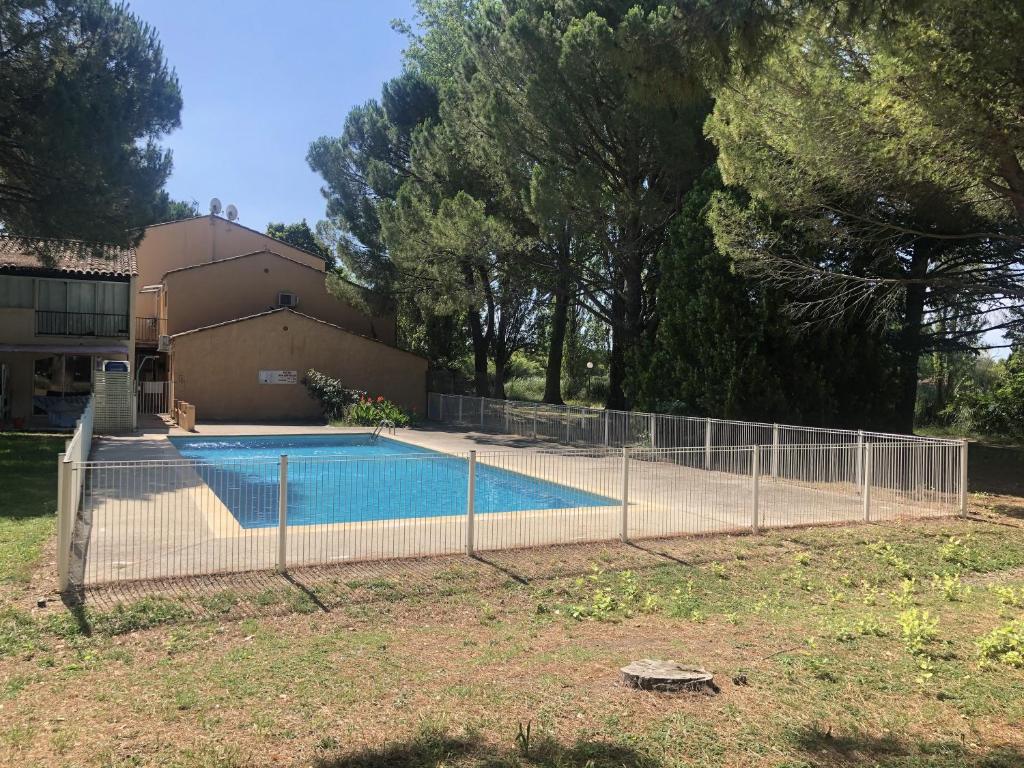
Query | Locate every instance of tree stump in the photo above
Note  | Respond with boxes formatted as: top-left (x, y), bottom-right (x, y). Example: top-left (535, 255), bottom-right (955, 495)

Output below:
top-left (620, 660), bottom-right (715, 692)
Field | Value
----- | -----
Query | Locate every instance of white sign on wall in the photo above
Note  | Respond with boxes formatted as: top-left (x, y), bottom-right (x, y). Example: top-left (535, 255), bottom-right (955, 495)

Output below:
top-left (258, 370), bottom-right (298, 385)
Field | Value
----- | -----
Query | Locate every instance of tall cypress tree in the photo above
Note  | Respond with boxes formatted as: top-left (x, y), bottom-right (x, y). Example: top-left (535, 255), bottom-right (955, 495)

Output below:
top-left (640, 168), bottom-right (901, 429)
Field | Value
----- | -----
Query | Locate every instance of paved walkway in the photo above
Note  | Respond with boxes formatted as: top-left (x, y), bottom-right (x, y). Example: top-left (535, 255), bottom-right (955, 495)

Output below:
top-left (74, 421), bottom-right (958, 585)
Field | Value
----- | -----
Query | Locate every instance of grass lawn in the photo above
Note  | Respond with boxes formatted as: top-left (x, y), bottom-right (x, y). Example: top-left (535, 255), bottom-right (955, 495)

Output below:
top-left (0, 433), bottom-right (66, 588)
top-left (1, 435), bottom-right (1023, 767)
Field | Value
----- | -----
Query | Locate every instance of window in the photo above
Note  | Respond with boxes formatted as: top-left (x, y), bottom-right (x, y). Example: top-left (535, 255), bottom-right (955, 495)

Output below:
top-left (33, 354), bottom-right (93, 399)
top-left (37, 279), bottom-right (129, 314)
top-left (0, 275), bottom-right (33, 308)
top-left (35, 279), bottom-right (130, 336)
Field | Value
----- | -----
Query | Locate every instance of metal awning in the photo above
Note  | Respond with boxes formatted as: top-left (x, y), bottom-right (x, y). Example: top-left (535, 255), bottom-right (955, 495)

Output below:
top-left (0, 343), bottom-right (129, 354)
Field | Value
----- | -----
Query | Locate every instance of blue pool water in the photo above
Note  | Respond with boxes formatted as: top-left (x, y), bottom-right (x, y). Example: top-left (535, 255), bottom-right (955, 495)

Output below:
top-left (169, 434), bottom-right (615, 528)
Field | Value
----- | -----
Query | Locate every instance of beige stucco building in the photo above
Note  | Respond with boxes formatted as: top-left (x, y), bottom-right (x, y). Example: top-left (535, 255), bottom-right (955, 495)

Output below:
top-left (0, 237), bottom-right (135, 428)
top-left (159, 249), bottom-right (395, 342)
top-left (132, 214), bottom-right (425, 421)
top-left (170, 309), bottom-right (427, 420)
top-left (0, 214), bottom-right (426, 428)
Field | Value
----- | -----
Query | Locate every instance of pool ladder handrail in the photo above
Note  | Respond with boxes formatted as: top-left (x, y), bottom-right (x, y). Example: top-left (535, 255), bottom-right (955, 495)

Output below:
top-left (371, 418), bottom-right (395, 440)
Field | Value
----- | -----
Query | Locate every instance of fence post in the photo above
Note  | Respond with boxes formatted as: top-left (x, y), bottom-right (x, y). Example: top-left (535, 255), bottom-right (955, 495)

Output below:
top-left (770, 424), bottom-right (779, 478)
top-left (959, 439), bottom-right (969, 516)
top-left (650, 414), bottom-right (656, 449)
top-left (751, 446), bottom-right (760, 534)
top-left (855, 429), bottom-right (864, 491)
top-left (533, 402), bottom-right (538, 438)
top-left (565, 408), bottom-right (571, 444)
top-left (56, 454), bottom-right (71, 592)
top-left (620, 447), bottom-right (629, 543)
top-left (277, 455), bottom-right (288, 573)
top-left (862, 444), bottom-right (872, 522)
top-left (704, 418), bottom-right (712, 470)
top-left (458, 396), bottom-right (463, 424)
top-left (466, 450), bottom-right (476, 556)
top-left (480, 397), bottom-right (485, 426)
top-left (604, 411), bottom-right (609, 447)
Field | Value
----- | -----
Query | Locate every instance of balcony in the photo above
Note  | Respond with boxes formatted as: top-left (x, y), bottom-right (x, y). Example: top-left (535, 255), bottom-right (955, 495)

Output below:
top-left (135, 316), bottom-right (165, 345)
top-left (35, 311), bottom-right (130, 338)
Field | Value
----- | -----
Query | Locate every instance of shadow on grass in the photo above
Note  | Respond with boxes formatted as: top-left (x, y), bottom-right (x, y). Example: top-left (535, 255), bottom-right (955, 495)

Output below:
top-left (0, 432), bottom-right (66, 524)
top-left (791, 724), bottom-right (1024, 767)
top-left (312, 728), bottom-right (659, 768)
top-left (969, 442), bottom-right (1024, 497)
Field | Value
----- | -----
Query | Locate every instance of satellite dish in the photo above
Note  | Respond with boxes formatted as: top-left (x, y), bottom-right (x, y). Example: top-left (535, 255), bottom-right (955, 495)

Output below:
top-left (209, 197), bottom-right (222, 215)
top-left (226, 204), bottom-right (238, 222)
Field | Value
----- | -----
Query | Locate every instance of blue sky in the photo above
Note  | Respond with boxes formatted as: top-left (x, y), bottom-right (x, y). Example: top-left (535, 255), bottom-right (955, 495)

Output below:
top-left (129, 0), bottom-right (417, 230)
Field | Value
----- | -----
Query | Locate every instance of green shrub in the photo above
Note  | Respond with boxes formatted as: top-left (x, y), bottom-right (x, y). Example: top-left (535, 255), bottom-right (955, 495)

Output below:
top-left (943, 352), bottom-right (1024, 438)
top-left (347, 395), bottom-right (412, 427)
top-left (303, 369), bottom-right (414, 426)
top-left (977, 620), bottom-right (1024, 668)
top-left (898, 608), bottom-right (938, 656)
top-left (989, 584), bottom-right (1024, 608)
top-left (303, 369), bottom-right (364, 420)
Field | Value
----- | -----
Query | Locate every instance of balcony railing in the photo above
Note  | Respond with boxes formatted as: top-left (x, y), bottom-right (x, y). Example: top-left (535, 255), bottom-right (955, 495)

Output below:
top-left (135, 316), bottom-right (165, 345)
top-left (35, 311), bottom-right (130, 338)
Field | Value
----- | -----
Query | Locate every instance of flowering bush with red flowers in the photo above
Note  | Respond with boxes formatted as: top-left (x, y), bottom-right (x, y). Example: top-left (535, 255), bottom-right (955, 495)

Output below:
top-left (303, 369), bottom-right (412, 426)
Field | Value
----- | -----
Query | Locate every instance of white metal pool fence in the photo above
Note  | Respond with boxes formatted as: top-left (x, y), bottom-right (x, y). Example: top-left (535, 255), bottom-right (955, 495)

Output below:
top-left (59, 436), bottom-right (966, 589)
top-left (427, 392), bottom-right (959, 452)
top-left (56, 396), bottom-right (94, 590)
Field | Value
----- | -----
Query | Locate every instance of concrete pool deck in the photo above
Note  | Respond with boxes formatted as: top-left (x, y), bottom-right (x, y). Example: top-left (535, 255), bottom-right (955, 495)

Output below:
top-left (73, 420), bottom-right (959, 585)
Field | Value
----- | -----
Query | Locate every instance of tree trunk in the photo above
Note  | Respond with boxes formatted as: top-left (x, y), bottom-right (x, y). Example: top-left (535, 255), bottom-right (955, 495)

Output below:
top-left (893, 242), bottom-right (930, 433)
top-left (543, 231), bottom-right (571, 404)
top-left (461, 261), bottom-right (490, 397)
top-left (467, 308), bottom-right (490, 397)
top-left (606, 264), bottom-right (628, 409)
top-left (608, 219), bottom-right (646, 411)
top-left (493, 353), bottom-right (508, 399)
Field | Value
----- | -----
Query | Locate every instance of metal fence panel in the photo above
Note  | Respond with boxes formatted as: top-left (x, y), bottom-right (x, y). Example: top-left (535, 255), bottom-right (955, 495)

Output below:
top-left (70, 436), bottom-right (963, 587)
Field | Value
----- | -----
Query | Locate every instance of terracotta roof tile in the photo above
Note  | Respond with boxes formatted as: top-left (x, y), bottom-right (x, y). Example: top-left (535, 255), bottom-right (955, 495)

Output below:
top-left (0, 236), bottom-right (137, 278)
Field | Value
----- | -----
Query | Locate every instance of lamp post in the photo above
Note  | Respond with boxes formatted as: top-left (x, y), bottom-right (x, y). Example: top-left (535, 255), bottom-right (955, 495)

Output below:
top-left (586, 361), bottom-right (594, 401)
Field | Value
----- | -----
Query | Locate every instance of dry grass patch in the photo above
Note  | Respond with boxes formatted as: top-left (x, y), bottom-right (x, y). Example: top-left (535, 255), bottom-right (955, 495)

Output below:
top-left (2, 514), bottom-right (1024, 767)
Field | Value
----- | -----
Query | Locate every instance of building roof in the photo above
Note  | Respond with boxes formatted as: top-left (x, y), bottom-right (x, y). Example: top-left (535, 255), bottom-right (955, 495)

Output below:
top-left (143, 214), bottom-right (327, 262)
top-left (170, 307), bottom-right (426, 361)
top-left (159, 247), bottom-right (381, 306)
top-left (160, 247), bottom-right (324, 280)
top-left (0, 236), bottom-right (137, 279)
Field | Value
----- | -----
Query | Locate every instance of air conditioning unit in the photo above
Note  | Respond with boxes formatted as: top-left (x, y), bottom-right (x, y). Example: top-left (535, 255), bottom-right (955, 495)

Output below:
top-left (277, 291), bottom-right (298, 308)
top-left (157, 334), bottom-right (171, 352)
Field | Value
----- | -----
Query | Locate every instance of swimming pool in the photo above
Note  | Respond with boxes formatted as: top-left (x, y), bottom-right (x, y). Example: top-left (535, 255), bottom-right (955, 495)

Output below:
top-left (169, 434), bottom-right (616, 528)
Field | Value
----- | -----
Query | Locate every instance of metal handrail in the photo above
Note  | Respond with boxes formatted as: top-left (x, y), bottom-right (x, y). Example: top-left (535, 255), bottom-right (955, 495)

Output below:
top-left (371, 419), bottom-right (396, 440)
top-left (35, 310), bottom-right (129, 338)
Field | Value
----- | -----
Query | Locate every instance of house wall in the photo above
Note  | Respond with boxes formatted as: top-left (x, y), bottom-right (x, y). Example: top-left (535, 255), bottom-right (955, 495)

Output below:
top-left (170, 311), bottom-right (426, 421)
top-left (0, 273), bottom-right (134, 423)
top-left (0, 275), bottom-right (134, 345)
top-left (134, 215), bottom-right (325, 290)
top-left (161, 251), bottom-right (396, 342)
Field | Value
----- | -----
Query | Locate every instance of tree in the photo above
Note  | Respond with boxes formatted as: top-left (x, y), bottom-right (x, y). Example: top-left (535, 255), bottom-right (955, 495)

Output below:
top-left (266, 219), bottom-right (331, 265)
top-left (706, 2), bottom-right (1024, 432)
top-left (0, 0), bottom-right (182, 245)
top-left (463, 0), bottom-right (716, 408)
top-left (308, 71), bottom-right (439, 294)
top-left (639, 168), bottom-right (900, 427)
top-left (152, 192), bottom-right (199, 223)
top-left (308, 71), bottom-right (450, 353)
